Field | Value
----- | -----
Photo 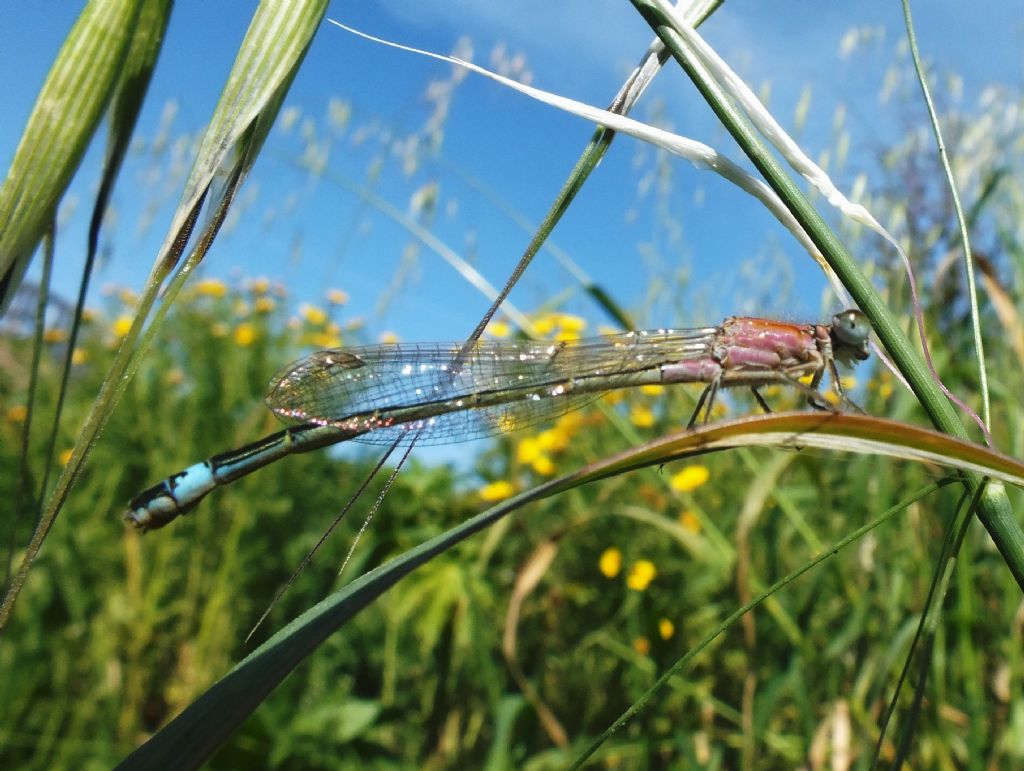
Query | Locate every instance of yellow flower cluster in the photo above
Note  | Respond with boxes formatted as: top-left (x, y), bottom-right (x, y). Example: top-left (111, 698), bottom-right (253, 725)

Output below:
top-left (598, 547), bottom-right (622, 578)
top-left (299, 303), bottom-right (328, 326)
top-left (629, 405), bottom-right (655, 428)
top-left (254, 297), bottom-right (276, 314)
top-left (326, 288), bottom-right (349, 305)
top-left (486, 320), bottom-right (511, 338)
top-left (514, 411), bottom-right (583, 477)
top-left (626, 559), bottom-right (657, 591)
top-left (112, 315), bottom-right (133, 338)
top-left (234, 323), bottom-right (257, 347)
top-left (599, 548), bottom-right (660, 593)
top-left (90, 278), bottom-right (359, 361)
top-left (195, 278), bottom-right (228, 298)
top-left (247, 276), bottom-right (271, 295)
top-left (294, 302), bottom-right (343, 348)
top-left (628, 384), bottom-right (666, 429)
top-left (532, 312), bottom-right (587, 341)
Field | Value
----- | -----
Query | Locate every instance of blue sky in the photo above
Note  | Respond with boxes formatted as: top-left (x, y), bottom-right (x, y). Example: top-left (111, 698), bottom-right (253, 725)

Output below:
top-left (1, 1), bottom-right (1021, 340)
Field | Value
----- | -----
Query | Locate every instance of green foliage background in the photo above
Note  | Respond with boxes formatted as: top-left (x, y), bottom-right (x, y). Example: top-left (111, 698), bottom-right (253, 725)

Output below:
top-left (4, 267), bottom-right (1024, 767)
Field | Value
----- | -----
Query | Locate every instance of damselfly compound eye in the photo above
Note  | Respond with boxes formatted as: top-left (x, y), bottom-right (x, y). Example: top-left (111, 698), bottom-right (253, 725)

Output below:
top-left (831, 309), bottom-right (870, 346)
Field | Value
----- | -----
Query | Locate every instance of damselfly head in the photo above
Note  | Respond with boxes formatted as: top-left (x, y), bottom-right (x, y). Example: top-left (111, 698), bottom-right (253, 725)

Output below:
top-left (830, 309), bottom-right (871, 363)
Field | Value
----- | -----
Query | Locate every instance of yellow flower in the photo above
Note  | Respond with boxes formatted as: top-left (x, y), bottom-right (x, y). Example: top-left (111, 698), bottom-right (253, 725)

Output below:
top-left (479, 480), bottom-right (515, 502)
top-left (6, 405), bottom-right (27, 423)
top-left (254, 297), bottom-right (276, 314)
top-left (532, 317), bottom-right (557, 335)
top-left (658, 618), bottom-right (675, 640)
top-left (554, 329), bottom-right (581, 342)
top-left (823, 376), bottom-right (858, 406)
top-left (487, 320), bottom-right (511, 338)
top-left (233, 300), bottom-right (250, 318)
top-left (248, 276), bottom-right (270, 295)
top-left (556, 313), bottom-right (586, 333)
top-left (536, 427), bottom-right (569, 453)
top-left (602, 391), bottom-right (625, 406)
top-left (379, 331), bottom-right (399, 344)
top-left (211, 323), bottom-right (228, 338)
top-left (555, 411), bottom-right (584, 432)
top-left (195, 278), bottom-right (228, 298)
top-left (118, 287), bottom-right (138, 306)
top-left (326, 288), bottom-right (350, 305)
top-left (531, 454), bottom-right (555, 476)
top-left (626, 559), bottom-right (657, 591)
top-left (71, 348), bottom-right (87, 366)
top-left (43, 328), bottom-right (67, 343)
top-left (632, 636), bottom-right (651, 656)
top-left (112, 315), bottom-right (133, 338)
top-left (81, 307), bottom-right (97, 323)
top-left (669, 465), bottom-right (709, 493)
top-left (59, 448), bottom-right (73, 466)
top-left (300, 303), bottom-right (328, 325)
top-left (311, 332), bottom-right (342, 349)
top-left (678, 510), bottom-right (702, 534)
top-left (629, 405), bottom-right (655, 428)
top-left (879, 380), bottom-right (893, 400)
top-left (640, 384), bottom-right (665, 396)
top-left (517, 436), bottom-right (541, 465)
top-left (234, 323), bottom-right (257, 347)
top-left (598, 547), bottom-right (622, 578)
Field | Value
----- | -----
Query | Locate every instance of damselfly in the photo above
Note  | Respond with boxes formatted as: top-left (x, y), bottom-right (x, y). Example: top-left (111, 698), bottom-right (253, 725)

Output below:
top-left (125, 310), bottom-right (871, 531)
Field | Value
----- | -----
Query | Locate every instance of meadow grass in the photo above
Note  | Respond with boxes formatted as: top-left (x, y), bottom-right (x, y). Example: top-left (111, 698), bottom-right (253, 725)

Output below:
top-left (3, 278), bottom-right (1023, 767)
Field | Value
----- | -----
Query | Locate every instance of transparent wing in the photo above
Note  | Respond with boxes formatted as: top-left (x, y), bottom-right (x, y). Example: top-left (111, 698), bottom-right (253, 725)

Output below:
top-left (264, 329), bottom-right (718, 445)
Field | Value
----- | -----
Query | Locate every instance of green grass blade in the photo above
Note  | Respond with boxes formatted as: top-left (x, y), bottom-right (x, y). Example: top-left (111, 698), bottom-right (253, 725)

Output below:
top-left (0, 0), bottom-right (145, 312)
top-left (901, 0), bottom-right (990, 431)
top-left (32, 0), bottom-right (174, 563)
